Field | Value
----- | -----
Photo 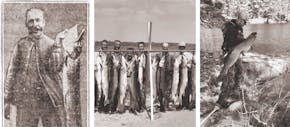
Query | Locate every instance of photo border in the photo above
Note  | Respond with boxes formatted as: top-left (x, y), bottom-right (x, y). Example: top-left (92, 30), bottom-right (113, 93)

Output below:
top-left (0, 1), bottom-right (91, 127)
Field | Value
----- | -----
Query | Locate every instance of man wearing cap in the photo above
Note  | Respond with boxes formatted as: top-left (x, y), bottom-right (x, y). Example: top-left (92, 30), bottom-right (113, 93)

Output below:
top-left (156, 42), bottom-right (174, 112)
top-left (171, 42), bottom-right (193, 108)
top-left (136, 42), bottom-right (148, 112)
top-left (109, 40), bottom-right (122, 112)
top-left (117, 48), bottom-right (139, 114)
top-left (217, 13), bottom-right (247, 109)
top-left (4, 8), bottom-right (82, 127)
top-left (95, 40), bottom-right (110, 112)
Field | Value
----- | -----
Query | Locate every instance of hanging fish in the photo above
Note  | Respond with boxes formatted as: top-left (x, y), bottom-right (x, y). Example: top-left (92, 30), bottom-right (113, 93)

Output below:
top-left (171, 55), bottom-right (183, 105)
top-left (100, 52), bottom-right (110, 106)
top-left (56, 24), bottom-right (85, 127)
top-left (138, 53), bottom-right (146, 107)
top-left (190, 59), bottom-right (195, 108)
top-left (95, 52), bottom-right (102, 108)
top-left (152, 56), bottom-right (159, 103)
top-left (110, 53), bottom-right (120, 109)
top-left (178, 55), bottom-right (188, 106)
top-left (117, 56), bottom-right (128, 112)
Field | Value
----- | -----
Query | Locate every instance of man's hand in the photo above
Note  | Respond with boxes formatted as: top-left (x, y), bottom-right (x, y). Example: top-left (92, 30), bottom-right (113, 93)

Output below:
top-left (221, 45), bottom-right (227, 55)
top-left (4, 103), bottom-right (10, 120)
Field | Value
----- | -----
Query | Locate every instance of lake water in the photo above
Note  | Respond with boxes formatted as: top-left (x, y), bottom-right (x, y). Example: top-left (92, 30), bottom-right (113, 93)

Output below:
top-left (201, 23), bottom-right (290, 56)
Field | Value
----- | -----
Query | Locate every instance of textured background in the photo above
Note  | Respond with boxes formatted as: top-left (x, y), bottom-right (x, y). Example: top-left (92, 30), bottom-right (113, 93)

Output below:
top-left (3, 3), bottom-right (88, 127)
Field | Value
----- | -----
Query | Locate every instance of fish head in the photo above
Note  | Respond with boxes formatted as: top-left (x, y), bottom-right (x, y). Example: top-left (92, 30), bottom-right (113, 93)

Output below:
top-left (247, 32), bottom-right (257, 41)
top-left (181, 56), bottom-right (188, 67)
top-left (112, 55), bottom-right (120, 66)
top-left (120, 56), bottom-right (127, 68)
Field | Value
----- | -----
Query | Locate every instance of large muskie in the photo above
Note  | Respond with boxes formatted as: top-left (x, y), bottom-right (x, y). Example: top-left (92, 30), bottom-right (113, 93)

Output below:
top-left (100, 52), bottom-right (109, 106)
top-left (152, 56), bottom-right (159, 102)
top-left (138, 53), bottom-right (146, 106)
top-left (190, 60), bottom-right (195, 107)
top-left (110, 54), bottom-right (120, 106)
top-left (219, 32), bottom-right (257, 78)
top-left (117, 56), bottom-right (128, 112)
top-left (171, 55), bottom-right (183, 105)
top-left (57, 24), bottom-right (85, 127)
top-left (95, 53), bottom-right (102, 107)
top-left (178, 56), bottom-right (189, 105)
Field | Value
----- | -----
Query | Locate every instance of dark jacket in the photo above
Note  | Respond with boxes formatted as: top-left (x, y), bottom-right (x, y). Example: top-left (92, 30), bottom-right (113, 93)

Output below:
top-left (4, 34), bottom-right (64, 107)
top-left (221, 19), bottom-right (245, 53)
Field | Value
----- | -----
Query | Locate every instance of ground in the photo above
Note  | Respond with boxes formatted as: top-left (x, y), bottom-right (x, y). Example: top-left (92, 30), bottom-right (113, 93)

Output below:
top-left (200, 50), bottom-right (290, 127)
top-left (94, 110), bottom-right (195, 127)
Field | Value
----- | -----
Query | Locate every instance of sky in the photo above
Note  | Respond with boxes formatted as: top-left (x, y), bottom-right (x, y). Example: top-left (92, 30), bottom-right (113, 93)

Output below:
top-left (95, 0), bottom-right (195, 43)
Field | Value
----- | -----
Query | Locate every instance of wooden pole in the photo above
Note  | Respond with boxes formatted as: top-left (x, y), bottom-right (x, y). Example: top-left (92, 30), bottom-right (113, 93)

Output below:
top-left (148, 21), bottom-right (153, 121)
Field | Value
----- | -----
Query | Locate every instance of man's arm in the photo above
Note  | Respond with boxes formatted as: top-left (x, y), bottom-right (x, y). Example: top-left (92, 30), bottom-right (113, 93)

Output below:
top-left (4, 43), bottom-right (20, 119)
top-left (4, 44), bottom-right (20, 104)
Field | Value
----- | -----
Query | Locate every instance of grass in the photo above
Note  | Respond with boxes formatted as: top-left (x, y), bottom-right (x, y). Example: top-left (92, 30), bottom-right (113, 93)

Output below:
top-left (201, 50), bottom-right (290, 127)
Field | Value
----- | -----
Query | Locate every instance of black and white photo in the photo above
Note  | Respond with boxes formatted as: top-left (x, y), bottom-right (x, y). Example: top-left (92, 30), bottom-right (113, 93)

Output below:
top-left (2, 2), bottom-right (89, 127)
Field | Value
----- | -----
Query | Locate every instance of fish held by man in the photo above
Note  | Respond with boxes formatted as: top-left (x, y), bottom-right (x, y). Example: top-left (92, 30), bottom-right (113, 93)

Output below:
top-left (57, 24), bottom-right (85, 127)
top-left (218, 32), bottom-right (257, 79)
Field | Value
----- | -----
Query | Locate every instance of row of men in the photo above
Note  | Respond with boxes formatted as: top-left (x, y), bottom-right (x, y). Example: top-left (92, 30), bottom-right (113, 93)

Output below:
top-left (152, 42), bottom-right (195, 112)
top-left (94, 40), bottom-right (195, 114)
top-left (95, 40), bottom-right (148, 114)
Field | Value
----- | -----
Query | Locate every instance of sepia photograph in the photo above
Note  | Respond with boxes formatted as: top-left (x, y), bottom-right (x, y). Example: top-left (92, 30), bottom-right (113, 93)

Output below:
top-left (2, 2), bottom-right (88, 127)
top-left (94, 0), bottom-right (195, 127)
top-left (201, 0), bottom-right (290, 126)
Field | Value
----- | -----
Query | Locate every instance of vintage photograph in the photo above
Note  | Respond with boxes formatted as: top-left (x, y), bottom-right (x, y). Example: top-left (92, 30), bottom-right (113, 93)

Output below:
top-left (94, 0), bottom-right (195, 127)
top-left (2, 2), bottom-right (88, 127)
top-left (201, 0), bottom-right (290, 126)
top-left (94, 1), bottom-right (151, 126)
top-left (150, 0), bottom-right (196, 126)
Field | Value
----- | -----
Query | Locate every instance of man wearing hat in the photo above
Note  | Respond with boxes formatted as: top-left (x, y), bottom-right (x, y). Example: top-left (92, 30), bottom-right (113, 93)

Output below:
top-left (109, 40), bottom-right (123, 112)
top-left (171, 42), bottom-right (194, 108)
top-left (216, 13), bottom-right (248, 109)
top-left (156, 42), bottom-right (174, 112)
top-left (136, 42), bottom-right (148, 112)
top-left (95, 40), bottom-right (110, 112)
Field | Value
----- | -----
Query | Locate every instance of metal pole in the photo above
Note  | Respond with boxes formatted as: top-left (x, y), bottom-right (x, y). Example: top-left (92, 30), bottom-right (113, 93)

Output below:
top-left (148, 21), bottom-right (154, 121)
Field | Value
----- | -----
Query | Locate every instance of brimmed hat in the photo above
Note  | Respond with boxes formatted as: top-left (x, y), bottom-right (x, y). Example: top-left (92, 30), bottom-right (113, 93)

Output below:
top-left (162, 42), bottom-right (169, 48)
top-left (178, 42), bottom-right (186, 47)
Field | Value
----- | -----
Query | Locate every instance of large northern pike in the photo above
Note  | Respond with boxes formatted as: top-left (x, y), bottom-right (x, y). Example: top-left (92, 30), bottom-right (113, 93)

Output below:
top-left (95, 53), bottom-right (102, 107)
top-left (178, 55), bottom-right (189, 106)
top-left (171, 55), bottom-right (183, 105)
top-left (138, 53), bottom-right (146, 107)
top-left (117, 56), bottom-right (128, 112)
top-left (57, 24), bottom-right (85, 127)
top-left (219, 32), bottom-right (257, 78)
top-left (100, 52), bottom-right (109, 106)
top-left (190, 60), bottom-right (195, 107)
top-left (152, 56), bottom-right (159, 102)
top-left (110, 54), bottom-right (120, 107)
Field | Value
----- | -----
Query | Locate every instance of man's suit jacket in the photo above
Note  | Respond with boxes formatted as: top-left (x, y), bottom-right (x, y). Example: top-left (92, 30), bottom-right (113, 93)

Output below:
top-left (4, 34), bottom-right (64, 107)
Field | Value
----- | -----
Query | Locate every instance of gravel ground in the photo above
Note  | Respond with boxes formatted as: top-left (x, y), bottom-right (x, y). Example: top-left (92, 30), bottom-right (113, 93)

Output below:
top-left (95, 110), bottom-right (196, 127)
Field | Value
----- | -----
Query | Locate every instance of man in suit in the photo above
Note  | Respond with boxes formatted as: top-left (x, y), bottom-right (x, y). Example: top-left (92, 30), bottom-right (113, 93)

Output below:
top-left (4, 8), bottom-right (81, 127)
